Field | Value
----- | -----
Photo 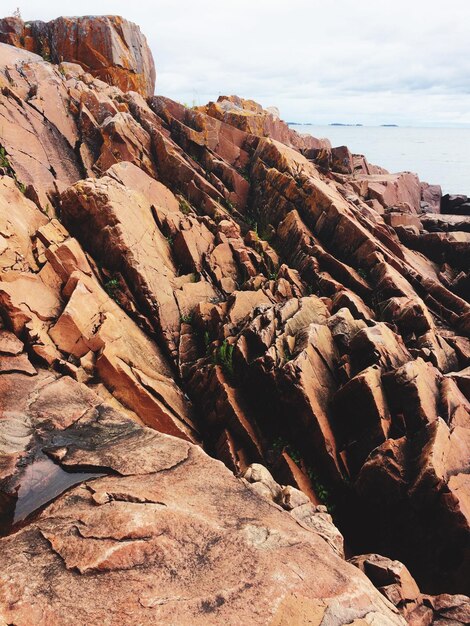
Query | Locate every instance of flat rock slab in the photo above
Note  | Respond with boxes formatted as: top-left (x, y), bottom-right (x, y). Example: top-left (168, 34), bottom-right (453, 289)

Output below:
top-left (0, 373), bottom-right (403, 626)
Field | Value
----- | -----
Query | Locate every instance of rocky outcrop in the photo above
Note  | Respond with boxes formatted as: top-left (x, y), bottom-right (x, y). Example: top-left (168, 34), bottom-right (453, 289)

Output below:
top-left (350, 554), bottom-right (470, 625)
top-left (0, 12), bottom-right (469, 622)
top-left (442, 193), bottom-right (470, 216)
top-left (0, 15), bottom-right (155, 96)
top-left (0, 364), bottom-right (405, 625)
top-left (200, 95), bottom-right (331, 154)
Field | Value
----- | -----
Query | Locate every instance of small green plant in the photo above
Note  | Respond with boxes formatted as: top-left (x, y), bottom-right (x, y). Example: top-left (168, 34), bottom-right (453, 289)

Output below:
top-left (272, 437), bottom-right (301, 464)
top-left (224, 198), bottom-right (236, 213)
top-left (104, 278), bottom-right (120, 301)
top-left (180, 313), bottom-right (193, 324)
top-left (0, 145), bottom-right (27, 193)
top-left (272, 436), bottom-right (335, 513)
top-left (287, 446), bottom-right (301, 465)
top-left (214, 339), bottom-right (234, 376)
top-left (246, 215), bottom-right (258, 232)
top-left (307, 469), bottom-right (332, 511)
top-left (0, 146), bottom-right (10, 169)
top-left (165, 235), bottom-right (174, 247)
top-left (272, 436), bottom-right (287, 453)
top-left (238, 162), bottom-right (251, 181)
top-left (258, 224), bottom-right (273, 242)
top-left (357, 268), bottom-right (368, 280)
top-left (179, 198), bottom-right (191, 215)
top-left (268, 270), bottom-right (279, 281)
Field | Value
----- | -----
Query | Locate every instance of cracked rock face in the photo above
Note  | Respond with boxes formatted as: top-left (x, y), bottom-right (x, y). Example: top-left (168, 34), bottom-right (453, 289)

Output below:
top-left (0, 15), bottom-right (156, 97)
top-left (0, 368), bottom-right (404, 626)
top-left (0, 12), bottom-right (469, 624)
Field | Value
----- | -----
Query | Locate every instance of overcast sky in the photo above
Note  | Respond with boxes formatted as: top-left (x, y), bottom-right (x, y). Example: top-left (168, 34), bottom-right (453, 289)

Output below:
top-left (6, 1), bottom-right (470, 126)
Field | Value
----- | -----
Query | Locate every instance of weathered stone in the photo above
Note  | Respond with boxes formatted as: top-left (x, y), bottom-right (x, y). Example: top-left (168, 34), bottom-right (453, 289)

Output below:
top-left (0, 15), bottom-right (469, 610)
top-left (349, 323), bottom-right (411, 375)
top-left (383, 359), bottom-right (441, 432)
top-left (350, 554), bottom-right (420, 603)
top-left (61, 172), bottom-right (181, 356)
top-left (0, 176), bottom-right (47, 272)
top-left (335, 366), bottom-right (391, 474)
top-left (0, 16), bottom-right (155, 96)
top-left (0, 371), bottom-right (403, 626)
top-left (356, 172), bottom-right (421, 212)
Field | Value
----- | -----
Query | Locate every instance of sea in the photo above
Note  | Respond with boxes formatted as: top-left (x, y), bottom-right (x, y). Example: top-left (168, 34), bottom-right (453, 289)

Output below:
top-left (289, 125), bottom-right (470, 197)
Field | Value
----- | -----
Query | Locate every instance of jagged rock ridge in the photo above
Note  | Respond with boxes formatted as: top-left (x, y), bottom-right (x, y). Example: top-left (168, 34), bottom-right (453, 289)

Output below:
top-left (0, 13), bottom-right (469, 625)
top-left (0, 15), bottom-right (155, 96)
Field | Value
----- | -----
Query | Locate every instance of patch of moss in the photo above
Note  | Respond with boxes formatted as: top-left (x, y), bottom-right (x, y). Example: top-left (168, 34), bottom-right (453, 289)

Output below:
top-left (214, 340), bottom-right (234, 376)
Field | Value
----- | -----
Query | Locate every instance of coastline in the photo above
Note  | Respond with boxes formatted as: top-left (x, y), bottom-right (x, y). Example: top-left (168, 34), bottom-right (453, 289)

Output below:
top-left (290, 123), bottom-right (470, 196)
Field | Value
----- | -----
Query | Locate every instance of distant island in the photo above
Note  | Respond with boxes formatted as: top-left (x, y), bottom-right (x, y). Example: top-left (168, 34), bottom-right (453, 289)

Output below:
top-left (288, 122), bottom-right (400, 128)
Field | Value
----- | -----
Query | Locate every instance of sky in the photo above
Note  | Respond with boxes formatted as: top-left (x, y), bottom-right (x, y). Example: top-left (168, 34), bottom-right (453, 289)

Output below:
top-left (5, 0), bottom-right (470, 126)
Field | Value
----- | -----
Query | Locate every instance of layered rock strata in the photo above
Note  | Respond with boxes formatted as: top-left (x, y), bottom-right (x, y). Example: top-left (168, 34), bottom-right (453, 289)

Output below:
top-left (0, 13), bottom-right (469, 623)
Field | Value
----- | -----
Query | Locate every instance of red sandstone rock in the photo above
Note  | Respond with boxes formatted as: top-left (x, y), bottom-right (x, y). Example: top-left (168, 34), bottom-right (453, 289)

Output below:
top-left (355, 172), bottom-right (422, 212)
top-left (331, 145), bottom-right (354, 174)
top-left (202, 95), bottom-right (331, 153)
top-left (0, 15), bottom-right (468, 613)
top-left (0, 369), bottom-right (404, 625)
top-left (0, 16), bottom-right (155, 97)
top-left (350, 553), bottom-right (470, 625)
top-left (420, 182), bottom-right (442, 213)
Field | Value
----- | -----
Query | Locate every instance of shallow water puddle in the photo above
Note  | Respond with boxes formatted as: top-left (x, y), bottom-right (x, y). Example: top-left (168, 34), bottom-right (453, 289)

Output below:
top-left (0, 455), bottom-right (104, 535)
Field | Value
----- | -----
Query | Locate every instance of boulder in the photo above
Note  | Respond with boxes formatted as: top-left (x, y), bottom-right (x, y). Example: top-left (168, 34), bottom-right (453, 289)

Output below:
top-left (356, 172), bottom-right (421, 212)
top-left (420, 182), bottom-right (442, 213)
top-left (441, 194), bottom-right (470, 215)
top-left (0, 16), bottom-right (156, 96)
top-left (331, 145), bottom-right (354, 174)
top-left (351, 554), bottom-right (470, 625)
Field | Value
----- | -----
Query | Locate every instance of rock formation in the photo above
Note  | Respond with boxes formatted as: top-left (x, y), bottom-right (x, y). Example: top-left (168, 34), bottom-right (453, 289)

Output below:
top-left (0, 15), bottom-right (155, 96)
top-left (0, 12), bottom-right (469, 625)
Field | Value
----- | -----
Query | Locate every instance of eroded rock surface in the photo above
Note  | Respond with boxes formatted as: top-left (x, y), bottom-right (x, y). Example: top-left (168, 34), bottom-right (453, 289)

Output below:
top-left (350, 554), bottom-right (470, 625)
top-left (0, 12), bottom-right (469, 622)
top-left (0, 367), bottom-right (404, 626)
top-left (0, 15), bottom-right (155, 96)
